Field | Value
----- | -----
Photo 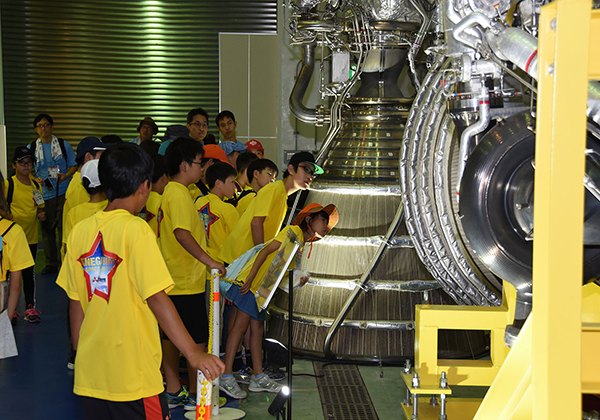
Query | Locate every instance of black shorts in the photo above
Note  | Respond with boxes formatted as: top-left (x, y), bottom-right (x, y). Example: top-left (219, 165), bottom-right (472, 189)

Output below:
top-left (80, 392), bottom-right (171, 420)
top-left (162, 293), bottom-right (208, 344)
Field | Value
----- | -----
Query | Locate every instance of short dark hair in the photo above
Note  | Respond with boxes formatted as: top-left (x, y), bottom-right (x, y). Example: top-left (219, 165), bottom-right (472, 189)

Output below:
top-left (76, 149), bottom-right (102, 166)
top-left (187, 107), bottom-right (209, 124)
top-left (82, 177), bottom-right (104, 195)
top-left (165, 137), bottom-right (204, 177)
top-left (203, 133), bottom-right (217, 145)
top-left (151, 154), bottom-right (167, 184)
top-left (215, 110), bottom-right (235, 126)
top-left (33, 113), bottom-right (53, 128)
top-left (139, 140), bottom-right (160, 157)
top-left (206, 162), bottom-right (237, 190)
top-left (101, 134), bottom-right (123, 144)
top-left (283, 162), bottom-right (298, 179)
top-left (249, 159), bottom-right (279, 183)
top-left (99, 144), bottom-right (153, 201)
top-left (299, 210), bottom-right (329, 233)
top-left (236, 152), bottom-right (259, 176)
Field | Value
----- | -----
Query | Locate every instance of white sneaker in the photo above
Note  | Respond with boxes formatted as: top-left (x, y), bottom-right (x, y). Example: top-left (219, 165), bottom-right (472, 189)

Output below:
top-left (248, 374), bottom-right (283, 393)
top-left (220, 375), bottom-right (247, 399)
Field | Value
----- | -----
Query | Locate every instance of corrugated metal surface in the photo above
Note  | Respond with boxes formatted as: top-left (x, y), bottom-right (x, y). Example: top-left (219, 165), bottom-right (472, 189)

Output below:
top-left (0, 0), bottom-right (276, 156)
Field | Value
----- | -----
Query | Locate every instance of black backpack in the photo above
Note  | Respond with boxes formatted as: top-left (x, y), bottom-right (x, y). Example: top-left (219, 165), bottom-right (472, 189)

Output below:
top-left (6, 177), bottom-right (41, 212)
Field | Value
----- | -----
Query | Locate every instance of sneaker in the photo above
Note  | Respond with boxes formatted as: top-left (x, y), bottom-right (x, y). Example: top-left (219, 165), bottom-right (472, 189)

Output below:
top-left (248, 374), bottom-right (283, 393)
top-left (264, 366), bottom-right (285, 381)
top-left (67, 349), bottom-right (76, 370)
top-left (220, 375), bottom-right (247, 399)
top-left (11, 311), bottom-right (20, 326)
top-left (24, 305), bottom-right (41, 323)
top-left (184, 393), bottom-right (196, 411)
top-left (234, 365), bottom-right (253, 385)
top-left (166, 387), bottom-right (189, 408)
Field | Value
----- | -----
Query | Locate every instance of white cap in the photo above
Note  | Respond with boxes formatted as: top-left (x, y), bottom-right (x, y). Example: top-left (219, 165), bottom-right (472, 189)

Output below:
top-left (81, 159), bottom-right (101, 188)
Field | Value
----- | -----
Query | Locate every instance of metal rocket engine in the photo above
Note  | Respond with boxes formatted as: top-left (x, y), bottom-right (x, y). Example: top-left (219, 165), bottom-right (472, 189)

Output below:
top-left (267, 0), bottom-right (600, 360)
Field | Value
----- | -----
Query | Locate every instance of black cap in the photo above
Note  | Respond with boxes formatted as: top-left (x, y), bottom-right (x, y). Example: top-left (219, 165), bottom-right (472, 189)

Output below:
top-left (288, 151), bottom-right (324, 175)
top-left (13, 146), bottom-right (34, 162)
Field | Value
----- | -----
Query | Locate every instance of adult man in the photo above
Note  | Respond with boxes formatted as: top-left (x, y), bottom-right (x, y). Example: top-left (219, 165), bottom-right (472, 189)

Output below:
top-left (158, 107), bottom-right (210, 155)
top-left (215, 111), bottom-right (246, 148)
top-left (29, 113), bottom-right (77, 274)
top-left (132, 117), bottom-right (159, 145)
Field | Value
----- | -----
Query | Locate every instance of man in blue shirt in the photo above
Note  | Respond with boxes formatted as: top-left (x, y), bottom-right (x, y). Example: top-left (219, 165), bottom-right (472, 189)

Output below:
top-left (30, 113), bottom-right (77, 273)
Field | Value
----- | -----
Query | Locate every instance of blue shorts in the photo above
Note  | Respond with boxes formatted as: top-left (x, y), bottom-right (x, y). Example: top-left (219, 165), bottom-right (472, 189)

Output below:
top-left (223, 284), bottom-right (267, 322)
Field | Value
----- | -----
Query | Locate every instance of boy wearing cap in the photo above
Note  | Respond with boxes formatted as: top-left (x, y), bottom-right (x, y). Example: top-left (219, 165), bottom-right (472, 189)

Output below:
top-left (219, 151), bottom-right (323, 265)
top-left (29, 114), bottom-right (78, 274)
top-left (62, 137), bottom-right (107, 258)
top-left (219, 202), bottom-right (338, 398)
top-left (63, 160), bottom-right (108, 254)
top-left (5, 146), bottom-right (46, 322)
top-left (131, 116), bottom-right (160, 145)
top-left (245, 139), bottom-right (265, 159)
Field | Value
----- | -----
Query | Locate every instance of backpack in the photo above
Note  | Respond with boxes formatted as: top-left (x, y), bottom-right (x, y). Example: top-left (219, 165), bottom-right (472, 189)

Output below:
top-left (6, 177), bottom-right (41, 212)
top-left (30, 137), bottom-right (67, 162)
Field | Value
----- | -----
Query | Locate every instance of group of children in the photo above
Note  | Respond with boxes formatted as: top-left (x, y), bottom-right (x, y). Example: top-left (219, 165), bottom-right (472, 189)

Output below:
top-left (0, 124), bottom-right (340, 419)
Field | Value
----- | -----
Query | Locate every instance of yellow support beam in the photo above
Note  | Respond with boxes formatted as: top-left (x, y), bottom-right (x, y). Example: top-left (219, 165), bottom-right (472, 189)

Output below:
top-left (589, 10), bottom-right (600, 79)
top-left (532, 1), bottom-right (591, 419)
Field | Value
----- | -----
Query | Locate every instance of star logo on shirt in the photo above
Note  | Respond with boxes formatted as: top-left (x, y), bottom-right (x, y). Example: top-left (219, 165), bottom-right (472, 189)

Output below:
top-left (138, 206), bottom-right (155, 223)
top-left (198, 203), bottom-right (219, 245)
top-left (78, 231), bottom-right (122, 302)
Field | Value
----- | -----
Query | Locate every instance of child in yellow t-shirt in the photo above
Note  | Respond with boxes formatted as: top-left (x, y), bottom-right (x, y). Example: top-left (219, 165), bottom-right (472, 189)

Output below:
top-left (63, 160), bottom-right (108, 254)
top-left (219, 151), bottom-right (323, 265)
top-left (56, 144), bottom-right (224, 417)
top-left (137, 154), bottom-right (168, 237)
top-left (4, 147), bottom-right (46, 323)
top-left (236, 158), bottom-right (279, 217)
top-left (224, 152), bottom-right (258, 208)
top-left (195, 162), bottom-right (239, 263)
top-left (0, 169), bottom-right (35, 341)
top-left (219, 203), bottom-right (339, 398)
top-left (159, 137), bottom-right (226, 409)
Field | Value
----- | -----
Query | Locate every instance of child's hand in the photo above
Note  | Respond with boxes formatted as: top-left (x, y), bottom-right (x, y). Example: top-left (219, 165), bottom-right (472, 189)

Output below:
top-left (37, 211), bottom-right (47, 222)
top-left (298, 276), bottom-right (309, 287)
top-left (208, 261), bottom-right (226, 276)
top-left (240, 278), bottom-right (253, 295)
top-left (187, 350), bottom-right (225, 382)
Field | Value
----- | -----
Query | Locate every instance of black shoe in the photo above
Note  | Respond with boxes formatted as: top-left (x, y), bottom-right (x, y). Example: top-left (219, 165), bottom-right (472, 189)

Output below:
top-left (41, 265), bottom-right (58, 274)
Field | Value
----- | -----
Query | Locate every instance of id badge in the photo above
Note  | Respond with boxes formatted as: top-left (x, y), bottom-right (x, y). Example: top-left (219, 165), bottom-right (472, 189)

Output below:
top-left (48, 166), bottom-right (59, 178)
top-left (33, 189), bottom-right (45, 206)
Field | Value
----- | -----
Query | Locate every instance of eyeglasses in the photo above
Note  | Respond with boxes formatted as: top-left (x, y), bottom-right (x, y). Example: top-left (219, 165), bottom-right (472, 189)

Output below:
top-left (36, 123), bottom-right (51, 129)
top-left (191, 122), bottom-right (208, 129)
top-left (266, 171), bottom-right (277, 181)
top-left (17, 160), bottom-right (34, 166)
top-left (299, 165), bottom-right (316, 178)
top-left (191, 161), bottom-right (205, 167)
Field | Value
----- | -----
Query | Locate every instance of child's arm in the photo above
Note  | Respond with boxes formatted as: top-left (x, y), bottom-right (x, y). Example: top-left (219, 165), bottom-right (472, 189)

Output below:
top-left (250, 216), bottom-right (266, 245)
top-left (174, 228), bottom-right (225, 275)
top-left (0, 209), bottom-right (12, 220)
top-left (147, 290), bottom-right (225, 380)
top-left (69, 299), bottom-right (84, 351)
top-left (240, 239), bottom-right (281, 295)
top-left (7, 271), bottom-right (22, 317)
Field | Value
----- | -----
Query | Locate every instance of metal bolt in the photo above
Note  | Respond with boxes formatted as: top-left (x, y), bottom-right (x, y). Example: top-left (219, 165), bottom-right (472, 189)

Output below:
top-left (412, 394), bottom-right (419, 420)
top-left (439, 393), bottom-right (447, 420)
top-left (430, 395), bottom-right (438, 406)
top-left (548, 63), bottom-right (555, 76)
top-left (440, 372), bottom-right (447, 389)
top-left (412, 373), bottom-right (420, 388)
top-left (404, 359), bottom-right (411, 374)
top-left (550, 18), bottom-right (556, 31)
top-left (405, 387), bottom-right (412, 406)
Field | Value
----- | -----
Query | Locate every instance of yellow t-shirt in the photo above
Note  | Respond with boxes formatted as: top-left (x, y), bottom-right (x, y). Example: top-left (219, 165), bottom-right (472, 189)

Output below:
top-left (138, 191), bottom-right (161, 237)
top-left (63, 200), bottom-right (108, 245)
top-left (188, 183), bottom-right (203, 202)
top-left (158, 182), bottom-right (207, 294)
top-left (4, 176), bottom-right (44, 244)
top-left (219, 180), bottom-right (288, 264)
top-left (56, 210), bottom-right (174, 401)
top-left (0, 218), bottom-right (35, 283)
top-left (194, 193), bottom-right (239, 263)
top-left (63, 171), bottom-right (90, 229)
top-left (236, 186), bottom-right (257, 217)
top-left (234, 225), bottom-right (304, 294)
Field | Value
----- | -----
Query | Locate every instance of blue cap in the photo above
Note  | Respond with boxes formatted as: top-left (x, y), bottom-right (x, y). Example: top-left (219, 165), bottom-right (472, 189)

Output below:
top-left (219, 141), bottom-right (247, 156)
top-left (77, 137), bottom-right (106, 160)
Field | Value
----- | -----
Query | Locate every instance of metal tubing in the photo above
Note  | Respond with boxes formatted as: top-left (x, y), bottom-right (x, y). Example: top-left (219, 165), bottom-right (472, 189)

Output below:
top-left (456, 86), bottom-right (490, 194)
top-left (323, 206), bottom-right (405, 358)
top-left (452, 12), bottom-right (492, 51)
top-left (289, 42), bottom-right (319, 124)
